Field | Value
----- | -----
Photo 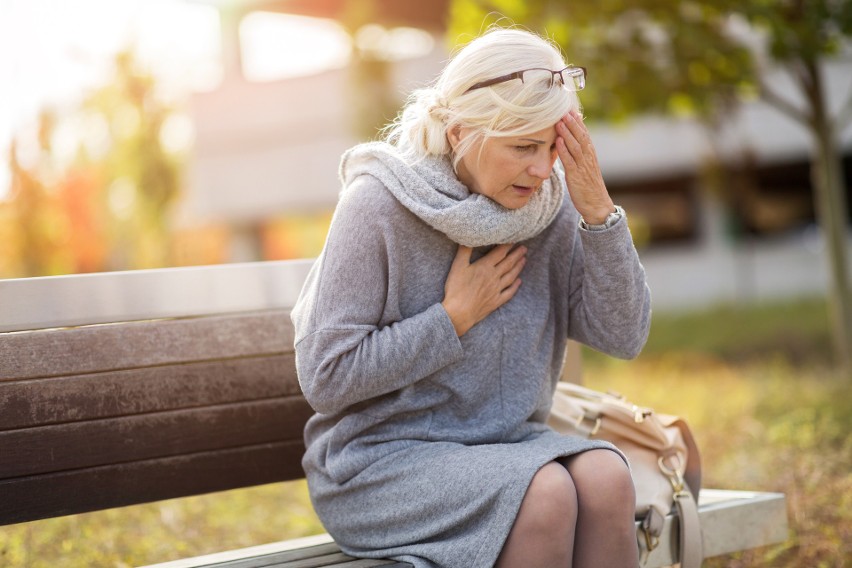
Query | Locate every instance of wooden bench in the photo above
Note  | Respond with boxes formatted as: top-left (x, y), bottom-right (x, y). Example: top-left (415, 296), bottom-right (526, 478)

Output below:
top-left (0, 260), bottom-right (789, 567)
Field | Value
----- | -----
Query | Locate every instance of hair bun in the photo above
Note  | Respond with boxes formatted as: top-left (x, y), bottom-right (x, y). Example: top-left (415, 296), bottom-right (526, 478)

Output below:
top-left (425, 92), bottom-right (449, 119)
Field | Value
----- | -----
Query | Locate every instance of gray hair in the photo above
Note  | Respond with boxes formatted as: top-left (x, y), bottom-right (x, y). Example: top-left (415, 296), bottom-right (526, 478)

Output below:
top-left (384, 28), bottom-right (581, 168)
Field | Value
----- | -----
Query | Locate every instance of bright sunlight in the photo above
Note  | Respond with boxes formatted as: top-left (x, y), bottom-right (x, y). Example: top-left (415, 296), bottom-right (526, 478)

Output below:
top-left (0, 0), bottom-right (358, 200)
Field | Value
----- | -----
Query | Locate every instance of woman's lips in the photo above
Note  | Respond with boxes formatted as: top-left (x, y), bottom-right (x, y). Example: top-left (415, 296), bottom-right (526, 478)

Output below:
top-left (512, 184), bottom-right (536, 195)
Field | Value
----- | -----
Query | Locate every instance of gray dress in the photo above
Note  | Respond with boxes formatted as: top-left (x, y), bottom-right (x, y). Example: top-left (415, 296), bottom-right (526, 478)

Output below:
top-left (291, 156), bottom-right (651, 567)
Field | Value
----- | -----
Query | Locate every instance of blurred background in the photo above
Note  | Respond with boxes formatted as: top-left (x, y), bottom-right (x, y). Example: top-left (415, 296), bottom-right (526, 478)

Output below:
top-left (0, 0), bottom-right (850, 566)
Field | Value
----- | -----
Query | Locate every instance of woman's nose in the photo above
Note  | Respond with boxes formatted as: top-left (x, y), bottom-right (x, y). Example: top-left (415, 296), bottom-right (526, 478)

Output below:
top-left (528, 151), bottom-right (556, 179)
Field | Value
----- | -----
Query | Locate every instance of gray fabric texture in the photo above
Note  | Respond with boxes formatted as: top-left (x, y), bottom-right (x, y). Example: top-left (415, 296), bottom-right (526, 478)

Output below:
top-left (340, 142), bottom-right (564, 247)
top-left (291, 146), bottom-right (652, 568)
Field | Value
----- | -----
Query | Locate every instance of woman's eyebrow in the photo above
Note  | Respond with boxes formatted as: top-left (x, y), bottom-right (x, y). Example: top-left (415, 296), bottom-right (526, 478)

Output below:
top-left (518, 138), bottom-right (547, 144)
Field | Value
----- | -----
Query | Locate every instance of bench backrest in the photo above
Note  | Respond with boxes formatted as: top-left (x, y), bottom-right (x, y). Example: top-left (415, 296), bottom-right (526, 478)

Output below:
top-left (0, 261), bottom-right (314, 526)
top-left (0, 259), bottom-right (583, 527)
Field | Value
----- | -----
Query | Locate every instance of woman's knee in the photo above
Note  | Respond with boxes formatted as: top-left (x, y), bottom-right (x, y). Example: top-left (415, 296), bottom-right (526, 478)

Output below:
top-left (520, 462), bottom-right (579, 526)
top-left (565, 449), bottom-right (635, 513)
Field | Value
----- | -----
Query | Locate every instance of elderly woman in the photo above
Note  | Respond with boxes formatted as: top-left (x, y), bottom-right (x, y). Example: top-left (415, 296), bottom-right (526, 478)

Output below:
top-left (291, 28), bottom-right (651, 568)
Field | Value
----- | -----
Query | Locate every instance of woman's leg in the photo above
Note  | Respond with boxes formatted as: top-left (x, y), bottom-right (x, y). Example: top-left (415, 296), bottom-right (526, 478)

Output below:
top-left (562, 449), bottom-right (639, 568)
top-left (495, 461), bottom-right (578, 568)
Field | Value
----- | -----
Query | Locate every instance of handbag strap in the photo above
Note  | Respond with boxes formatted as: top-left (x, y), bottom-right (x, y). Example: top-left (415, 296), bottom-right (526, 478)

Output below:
top-left (675, 488), bottom-right (703, 568)
top-left (637, 469), bottom-right (704, 567)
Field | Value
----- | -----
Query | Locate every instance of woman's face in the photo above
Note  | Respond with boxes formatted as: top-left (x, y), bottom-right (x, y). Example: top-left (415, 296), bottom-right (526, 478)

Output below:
top-left (449, 124), bottom-right (559, 210)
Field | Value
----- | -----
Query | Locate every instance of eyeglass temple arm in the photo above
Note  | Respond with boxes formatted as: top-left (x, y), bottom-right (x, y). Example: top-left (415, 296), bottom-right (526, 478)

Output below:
top-left (466, 70), bottom-right (526, 92)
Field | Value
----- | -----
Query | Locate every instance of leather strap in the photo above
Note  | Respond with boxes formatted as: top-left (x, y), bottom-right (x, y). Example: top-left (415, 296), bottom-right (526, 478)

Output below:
top-left (675, 489), bottom-right (703, 568)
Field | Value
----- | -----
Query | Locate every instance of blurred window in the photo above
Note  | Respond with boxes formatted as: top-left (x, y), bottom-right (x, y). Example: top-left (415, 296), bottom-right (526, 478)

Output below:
top-left (607, 176), bottom-right (700, 248)
top-left (239, 13), bottom-right (351, 81)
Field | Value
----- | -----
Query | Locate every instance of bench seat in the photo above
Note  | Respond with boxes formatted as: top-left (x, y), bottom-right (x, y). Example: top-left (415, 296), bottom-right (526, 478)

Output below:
top-left (139, 490), bottom-right (788, 568)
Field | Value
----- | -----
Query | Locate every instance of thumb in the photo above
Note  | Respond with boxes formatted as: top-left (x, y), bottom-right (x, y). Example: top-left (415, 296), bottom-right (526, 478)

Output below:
top-left (453, 245), bottom-right (473, 267)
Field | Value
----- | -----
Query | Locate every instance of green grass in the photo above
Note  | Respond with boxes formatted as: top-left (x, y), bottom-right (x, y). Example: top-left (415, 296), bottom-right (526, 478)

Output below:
top-left (1, 296), bottom-right (848, 567)
top-left (588, 295), bottom-right (835, 366)
top-left (0, 482), bottom-right (324, 567)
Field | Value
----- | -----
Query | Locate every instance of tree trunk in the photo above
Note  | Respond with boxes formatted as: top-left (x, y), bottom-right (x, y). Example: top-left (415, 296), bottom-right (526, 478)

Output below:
top-left (805, 61), bottom-right (852, 375)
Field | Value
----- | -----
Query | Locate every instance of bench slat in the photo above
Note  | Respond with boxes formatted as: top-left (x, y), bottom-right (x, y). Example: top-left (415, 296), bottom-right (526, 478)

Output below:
top-left (323, 561), bottom-right (410, 567)
top-left (270, 552), bottom-right (363, 568)
top-left (140, 539), bottom-right (410, 568)
top-left (0, 397), bottom-right (312, 477)
top-left (0, 310), bottom-right (294, 380)
top-left (0, 354), bottom-right (297, 430)
top-left (0, 441), bottom-right (306, 525)
top-left (699, 488), bottom-right (790, 557)
top-left (0, 259), bottom-right (313, 333)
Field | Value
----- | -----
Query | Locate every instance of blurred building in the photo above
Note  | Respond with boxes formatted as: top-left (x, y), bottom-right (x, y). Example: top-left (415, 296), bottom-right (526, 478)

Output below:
top-left (181, 0), bottom-right (852, 310)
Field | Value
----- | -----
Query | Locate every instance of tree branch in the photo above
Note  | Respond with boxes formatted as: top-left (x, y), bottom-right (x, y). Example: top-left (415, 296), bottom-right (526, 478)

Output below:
top-left (758, 78), bottom-right (812, 127)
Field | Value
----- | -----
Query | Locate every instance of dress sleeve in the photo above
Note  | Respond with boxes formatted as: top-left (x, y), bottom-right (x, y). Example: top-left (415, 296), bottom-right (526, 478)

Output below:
top-left (566, 215), bottom-right (652, 359)
top-left (290, 180), bottom-right (464, 415)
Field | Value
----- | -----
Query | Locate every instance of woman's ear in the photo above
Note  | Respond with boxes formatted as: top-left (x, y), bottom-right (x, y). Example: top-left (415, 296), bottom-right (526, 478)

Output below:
top-left (447, 124), bottom-right (462, 150)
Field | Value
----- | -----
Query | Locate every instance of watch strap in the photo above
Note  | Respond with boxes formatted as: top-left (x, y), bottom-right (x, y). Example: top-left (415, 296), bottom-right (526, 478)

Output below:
top-left (579, 205), bottom-right (625, 231)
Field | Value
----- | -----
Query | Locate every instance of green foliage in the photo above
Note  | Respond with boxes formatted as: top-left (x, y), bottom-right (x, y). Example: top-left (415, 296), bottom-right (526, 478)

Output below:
top-left (449, 0), bottom-right (852, 121)
top-left (448, 0), bottom-right (756, 121)
top-left (745, 0), bottom-right (852, 60)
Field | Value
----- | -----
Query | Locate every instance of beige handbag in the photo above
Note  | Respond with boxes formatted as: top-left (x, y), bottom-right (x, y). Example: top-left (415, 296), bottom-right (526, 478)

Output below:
top-left (547, 382), bottom-right (703, 567)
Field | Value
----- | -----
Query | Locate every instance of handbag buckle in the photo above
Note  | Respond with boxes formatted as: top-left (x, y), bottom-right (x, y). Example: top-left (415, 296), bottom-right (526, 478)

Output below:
top-left (573, 412), bottom-right (602, 436)
top-left (632, 406), bottom-right (652, 423)
top-left (643, 528), bottom-right (660, 553)
top-left (658, 453), bottom-right (686, 493)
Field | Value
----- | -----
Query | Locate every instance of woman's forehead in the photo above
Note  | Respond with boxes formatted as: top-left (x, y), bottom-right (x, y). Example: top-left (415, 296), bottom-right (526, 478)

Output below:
top-left (508, 125), bottom-right (559, 144)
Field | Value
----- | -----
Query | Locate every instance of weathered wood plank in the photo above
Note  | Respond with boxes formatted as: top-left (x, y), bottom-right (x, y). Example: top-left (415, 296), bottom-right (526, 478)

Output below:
top-left (0, 310), bottom-right (295, 380)
top-left (0, 397), bottom-right (313, 478)
top-left (0, 354), bottom-right (298, 430)
top-left (0, 441), bottom-right (306, 525)
top-left (266, 552), bottom-right (356, 568)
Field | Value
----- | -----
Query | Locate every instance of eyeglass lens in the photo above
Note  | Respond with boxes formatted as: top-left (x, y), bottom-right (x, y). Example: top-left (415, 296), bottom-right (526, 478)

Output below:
top-left (522, 67), bottom-right (585, 91)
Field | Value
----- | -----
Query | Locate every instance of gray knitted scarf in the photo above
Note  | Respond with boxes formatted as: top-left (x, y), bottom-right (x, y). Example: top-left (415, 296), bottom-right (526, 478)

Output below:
top-left (339, 141), bottom-right (564, 247)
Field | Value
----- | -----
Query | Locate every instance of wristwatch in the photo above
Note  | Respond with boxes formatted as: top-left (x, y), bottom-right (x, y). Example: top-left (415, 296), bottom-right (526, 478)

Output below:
top-left (579, 205), bottom-right (625, 231)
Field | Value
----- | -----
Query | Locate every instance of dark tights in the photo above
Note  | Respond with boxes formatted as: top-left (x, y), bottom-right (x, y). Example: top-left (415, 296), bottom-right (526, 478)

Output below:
top-left (494, 449), bottom-right (638, 568)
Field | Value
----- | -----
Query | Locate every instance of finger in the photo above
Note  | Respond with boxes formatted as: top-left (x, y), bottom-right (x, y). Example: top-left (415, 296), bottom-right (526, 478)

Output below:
top-left (500, 255), bottom-right (526, 287)
top-left (495, 244), bottom-right (527, 270)
top-left (496, 247), bottom-right (527, 285)
top-left (566, 113), bottom-right (595, 154)
top-left (556, 122), bottom-right (585, 162)
top-left (452, 245), bottom-right (473, 268)
top-left (499, 277), bottom-right (523, 300)
top-left (567, 110), bottom-right (589, 135)
top-left (482, 243), bottom-right (514, 265)
top-left (556, 133), bottom-right (576, 169)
